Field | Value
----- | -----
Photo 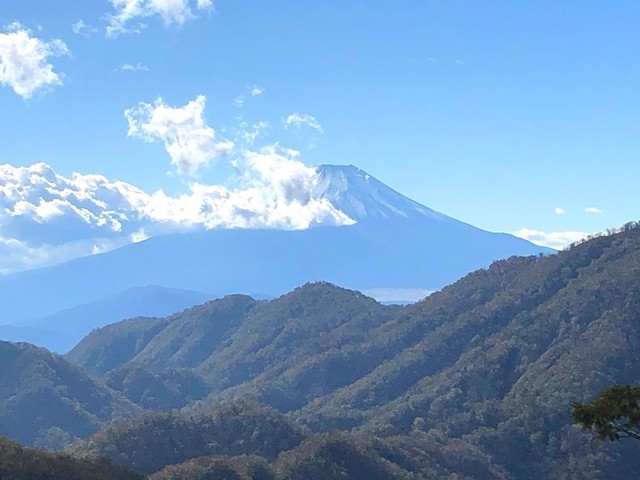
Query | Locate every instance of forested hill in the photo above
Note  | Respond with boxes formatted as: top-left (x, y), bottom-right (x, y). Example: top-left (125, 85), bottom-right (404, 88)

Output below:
top-left (4, 223), bottom-right (640, 478)
top-left (0, 435), bottom-right (141, 480)
top-left (67, 284), bottom-right (396, 412)
top-left (0, 341), bottom-right (141, 449)
top-left (70, 400), bottom-right (502, 479)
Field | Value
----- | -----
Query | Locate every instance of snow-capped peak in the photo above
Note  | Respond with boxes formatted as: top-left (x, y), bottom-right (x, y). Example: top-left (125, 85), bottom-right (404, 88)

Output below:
top-left (314, 164), bottom-right (450, 222)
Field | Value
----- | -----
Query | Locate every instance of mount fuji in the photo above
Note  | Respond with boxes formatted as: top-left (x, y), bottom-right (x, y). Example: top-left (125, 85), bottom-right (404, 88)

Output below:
top-left (314, 164), bottom-right (454, 223)
top-left (0, 164), bottom-right (550, 349)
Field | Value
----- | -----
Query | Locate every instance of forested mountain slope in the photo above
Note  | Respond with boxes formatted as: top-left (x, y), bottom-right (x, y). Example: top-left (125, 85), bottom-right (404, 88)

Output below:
top-left (70, 401), bottom-right (306, 476)
top-left (6, 224), bottom-right (640, 477)
top-left (0, 341), bottom-right (141, 449)
top-left (71, 400), bottom-right (501, 479)
top-left (0, 435), bottom-right (142, 480)
top-left (68, 284), bottom-right (396, 411)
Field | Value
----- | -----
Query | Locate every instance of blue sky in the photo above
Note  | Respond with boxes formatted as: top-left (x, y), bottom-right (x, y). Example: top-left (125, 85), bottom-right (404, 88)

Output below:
top-left (1, 0), bottom-right (639, 264)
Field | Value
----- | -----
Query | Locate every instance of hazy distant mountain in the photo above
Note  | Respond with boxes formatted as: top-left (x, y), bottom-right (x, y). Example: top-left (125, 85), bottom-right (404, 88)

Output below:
top-left (0, 325), bottom-right (66, 350)
top-left (0, 165), bottom-right (549, 325)
top-left (0, 286), bottom-right (210, 353)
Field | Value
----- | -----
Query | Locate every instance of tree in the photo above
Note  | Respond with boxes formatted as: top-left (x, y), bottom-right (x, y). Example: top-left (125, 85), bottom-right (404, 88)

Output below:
top-left (571, 384), bottom-right (640, 441)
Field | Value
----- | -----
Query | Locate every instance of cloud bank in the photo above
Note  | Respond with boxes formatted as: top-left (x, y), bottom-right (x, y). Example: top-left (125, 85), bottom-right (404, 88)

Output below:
top-left (0, 150), bottom-right (353, 274)
top-left (0, 22), bottom-right (68, 99)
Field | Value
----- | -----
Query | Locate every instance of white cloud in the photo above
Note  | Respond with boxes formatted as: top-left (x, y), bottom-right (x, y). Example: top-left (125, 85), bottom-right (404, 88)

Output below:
top-left (139, 145), bottom-right (353, 230)
top-left (361, 288), bottom-right (434, 303)
top-left (513, 228), bottom-right (590, 250)
top-left (0, 22), bottom-right (68, 99)
top-left (233, 95), bottom-right (245, 108)
top-left (585, 207), bottom-right (603, 214)
top-left (130, 228), bottom-right (150, 243)
top-left (125, 95), bottom-right (234, 175)
top-left (0, 236), bottom-right (129, 276)
top-left (235, 121), bottom-right (269, 145)
top-left (233, 86), bottom-right (264, 108)
top-left (554, 207), bottom-right (565, 215)
top-left (0, 154), bottom-right (353, 274)
top-left (250, 85), bottom-right (264, 96)
top-left (120, 63), bottom-right (149, 72)
top-left (284, 113), bottom-right (324, 134)
top-left (72, 20), bottom-right (97, 37)
top-left (106, 0), bottom-right (213, 37)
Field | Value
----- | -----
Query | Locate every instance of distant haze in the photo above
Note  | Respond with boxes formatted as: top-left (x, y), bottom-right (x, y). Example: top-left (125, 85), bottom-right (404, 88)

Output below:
top-left (0, 165), bottom-right (550, 326)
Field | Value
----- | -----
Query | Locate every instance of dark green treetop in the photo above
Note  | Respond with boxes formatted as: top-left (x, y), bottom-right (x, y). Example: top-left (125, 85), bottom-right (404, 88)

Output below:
top-left (572, 384), bottom-right (640, 441)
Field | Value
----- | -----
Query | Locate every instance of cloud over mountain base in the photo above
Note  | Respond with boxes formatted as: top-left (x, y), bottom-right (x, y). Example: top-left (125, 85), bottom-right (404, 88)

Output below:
top-left (0, 149), bottom-right (353, 274)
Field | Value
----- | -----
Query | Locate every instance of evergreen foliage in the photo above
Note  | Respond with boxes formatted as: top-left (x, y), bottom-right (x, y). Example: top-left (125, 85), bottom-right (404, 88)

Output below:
top-left (149, 455), bottom-right (276, 480)
top-left (70, 401), bottom-right (305, 475)
top-left (0, 341), bottom-right (140, 449)
top-left (0, 435), bottom-right (141, 480)
top-left (572, 384), bottom-right (640, 441)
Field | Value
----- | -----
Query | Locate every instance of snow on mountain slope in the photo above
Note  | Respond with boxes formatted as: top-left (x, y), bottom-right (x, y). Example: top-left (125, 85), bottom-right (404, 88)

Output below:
top-left (315, 165), bottom-right (451, 222)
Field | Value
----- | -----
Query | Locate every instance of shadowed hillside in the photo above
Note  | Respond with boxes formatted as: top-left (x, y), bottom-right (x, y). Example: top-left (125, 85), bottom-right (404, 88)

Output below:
top-left (0, 341), bottom-right (141, 450)
top-left (0, 435), bottom-right (142, 480)
top-left (69, 401), bottom-right (306, 476)
top-left (71, 401), bottom-right (494, 479)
